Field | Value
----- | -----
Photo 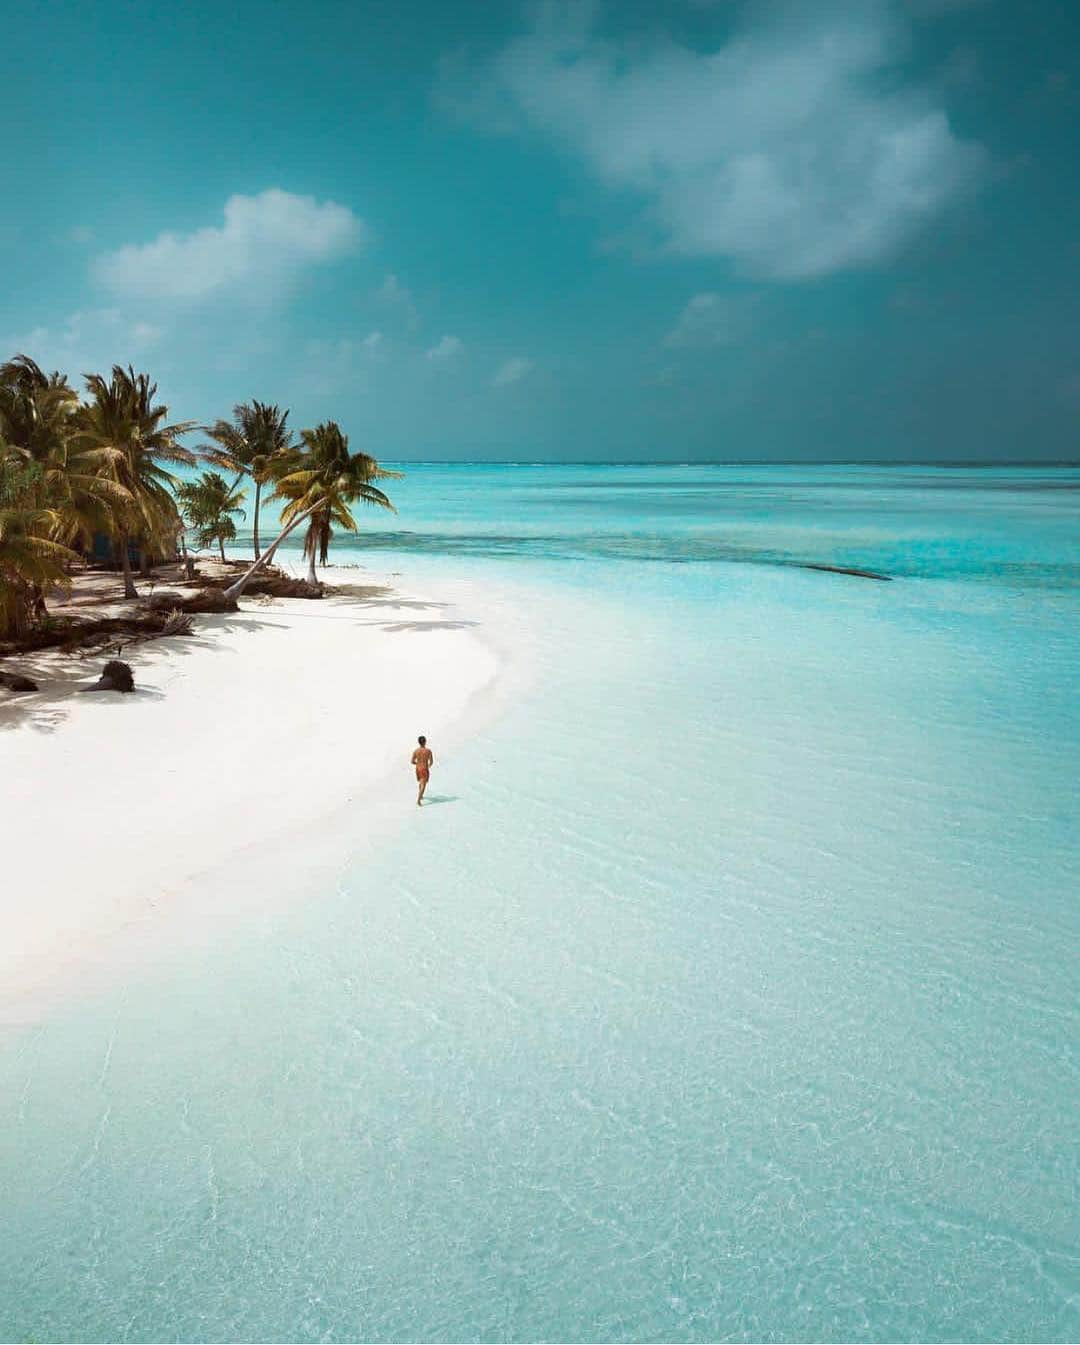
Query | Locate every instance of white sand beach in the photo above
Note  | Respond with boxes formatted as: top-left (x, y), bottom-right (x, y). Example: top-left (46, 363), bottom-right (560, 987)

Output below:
top-left (1, 566), bottom-right (501, 1026)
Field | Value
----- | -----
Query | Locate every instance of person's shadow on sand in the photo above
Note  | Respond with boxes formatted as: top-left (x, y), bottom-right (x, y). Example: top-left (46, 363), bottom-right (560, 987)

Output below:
top-left (421, 794), bottom-right (458, 806)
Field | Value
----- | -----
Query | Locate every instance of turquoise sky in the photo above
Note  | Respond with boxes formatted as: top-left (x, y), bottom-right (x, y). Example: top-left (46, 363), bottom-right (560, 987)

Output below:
top-left (6, 0), bottom-right (1079, 461)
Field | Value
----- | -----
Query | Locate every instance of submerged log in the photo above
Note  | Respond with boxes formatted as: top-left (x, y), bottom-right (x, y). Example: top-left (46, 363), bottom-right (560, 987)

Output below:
top-left (801, 563), bottom-right (892, 582)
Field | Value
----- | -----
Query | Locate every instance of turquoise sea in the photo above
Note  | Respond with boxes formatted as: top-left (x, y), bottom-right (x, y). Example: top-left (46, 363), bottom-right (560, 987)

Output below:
top-left (3, 465), bottom-right (1079, 1342)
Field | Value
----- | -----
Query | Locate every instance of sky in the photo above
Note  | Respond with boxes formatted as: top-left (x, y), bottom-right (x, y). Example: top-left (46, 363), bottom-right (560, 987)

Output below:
top-left (5, 0), bottom-right (1079, 461)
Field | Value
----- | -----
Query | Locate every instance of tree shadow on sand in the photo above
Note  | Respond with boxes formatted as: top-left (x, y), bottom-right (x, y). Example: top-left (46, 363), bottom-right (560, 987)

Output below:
top-left (0, 613), bottom-right (278, 734)
top-left (381, 619), bottom-right (479, 633)
top-left (323, 582), bottom-right (396, 602)
top-left (1, 658), bottom-right (172, 734)
top-left (351, 597), bottom-right (451, 612)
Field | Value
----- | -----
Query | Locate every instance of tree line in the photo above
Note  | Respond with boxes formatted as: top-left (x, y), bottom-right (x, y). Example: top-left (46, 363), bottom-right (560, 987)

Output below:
top-left (0, 355), bottom-right (399, 638)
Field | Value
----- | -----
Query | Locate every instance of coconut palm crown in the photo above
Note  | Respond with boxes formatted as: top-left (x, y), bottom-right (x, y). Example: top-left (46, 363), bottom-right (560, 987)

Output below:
top-left (222, 423), bottom-right (400, 602)
top-left (176, 471), bottom-right (247, 563)
top-left (0, 452), bottom-right (80, 637)
top-left (272, 422), bottom-right (400, 584)
top-left (199, 400), bottom-right (292, 560)
top-left (75, 365), bottom-right (197, 597)
top-left (0, 355), bottom-right (78, 462)
top-left (0, 355), bottom-right (127, 631)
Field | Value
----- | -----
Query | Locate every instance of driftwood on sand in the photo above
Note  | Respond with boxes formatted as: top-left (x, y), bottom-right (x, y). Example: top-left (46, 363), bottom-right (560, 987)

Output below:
top-left (0, 671), bottom-right (38, 693)
top-left (159, 610), bottom-right (195, 636)
top-left (79, 659), bottom-right (135, 694)
top-left (244, 575), bottom-right (323, 599)
top-left (190, 574), bottom-right (323, 600)
top-left (0, 560), bottom-right (322, 662)
top-left (149, 588), bottom-right (238, 614)
top-left (0, 608), bottom-right (200, 659)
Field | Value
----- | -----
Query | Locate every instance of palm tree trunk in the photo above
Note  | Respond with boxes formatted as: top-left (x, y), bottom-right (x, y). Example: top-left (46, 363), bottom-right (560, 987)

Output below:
top-left (253, 480), bottom-right (261, 560)
top-left (120, 537), bottom-right (138, 599)
top-left (219, 537), bottom-right (227, 563)
top-left (222, 503), bottom-right (321, 603)
top-left (306, 552), bottom-right (317, 585)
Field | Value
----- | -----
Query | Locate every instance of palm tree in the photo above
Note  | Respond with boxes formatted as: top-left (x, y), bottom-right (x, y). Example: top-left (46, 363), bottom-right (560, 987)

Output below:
top-left (1, 358), bottom-right (125, 550)
top-left (75, 365), bottom-right (196, 598)
top-left (0, 447), bottom-right (79, 637)
top-left (176, 471), bottom-right (247, 562)
top-left (0, 354), bottom-right (126, 625)
top-left (0, 356), bottom-right (76, 458)
top-left (223, 422), bottom-right (399, 603)
top-left (200, 401), bottom-right (292, 561)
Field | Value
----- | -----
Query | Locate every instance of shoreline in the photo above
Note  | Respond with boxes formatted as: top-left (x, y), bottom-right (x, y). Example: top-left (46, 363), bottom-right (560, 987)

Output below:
top-left (1, 559), bottom-right (507, 1031)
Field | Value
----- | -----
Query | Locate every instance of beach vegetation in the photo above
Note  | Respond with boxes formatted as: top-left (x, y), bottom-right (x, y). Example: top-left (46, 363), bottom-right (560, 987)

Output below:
top-left (1, 350), bottom-right (401, 643)
top-left (176, 471), bottom-right (247, 562)
top-left (74, 366), bottom-right (196, 597)
top-left (199, 401), bottom-right (292, 561)
top-left (223, 421), bottom-right (399, 601)
top-left (0, 456), bottom-right (80, 638)
top-left (0, 356), bottom-right (89, 635)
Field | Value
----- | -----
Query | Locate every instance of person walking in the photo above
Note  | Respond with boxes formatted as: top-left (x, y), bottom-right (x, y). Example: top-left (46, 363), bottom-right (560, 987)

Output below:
top-left (410, 735), bottom-right (434, 806)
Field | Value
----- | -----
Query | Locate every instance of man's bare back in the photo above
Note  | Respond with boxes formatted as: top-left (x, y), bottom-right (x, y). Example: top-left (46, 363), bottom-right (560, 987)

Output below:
top-left (411, 735), bottom-right (433, 805)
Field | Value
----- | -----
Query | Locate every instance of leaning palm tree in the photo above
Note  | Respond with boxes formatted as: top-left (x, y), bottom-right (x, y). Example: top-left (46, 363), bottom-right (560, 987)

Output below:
top-left (75, 366), bottom-right (196, 598)
top-left (222, 422), bottom-right (399, 603)
top-left (176, 471), bottom-right (247, 562)
top-left (200, 401), bottom-right (292, 561)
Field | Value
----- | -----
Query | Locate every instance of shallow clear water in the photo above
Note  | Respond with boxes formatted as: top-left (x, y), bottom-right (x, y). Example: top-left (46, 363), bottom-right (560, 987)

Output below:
top-left (3, 466), bottom-right (1079, 1342)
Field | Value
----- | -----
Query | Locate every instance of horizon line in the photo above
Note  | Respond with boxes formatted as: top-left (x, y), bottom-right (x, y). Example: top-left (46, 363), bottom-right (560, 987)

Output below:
top-left (376, 459), bottom-right (1080, 468)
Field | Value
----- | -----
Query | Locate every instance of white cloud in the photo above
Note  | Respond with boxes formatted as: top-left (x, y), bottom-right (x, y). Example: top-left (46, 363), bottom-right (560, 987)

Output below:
top-left (300, 336), bottom-right (380, 397)
top-left (426, 334), bottom-right (464, 361)
top-left (298, 328), bottom-right (389, 395)
top-left (663, 291), bottom-right (763, 347)
top-left (492, 356), bottom-right (532, 387)
top-left (130, 320), bottom-right (161, 345)
top-left (377, 273), bottom-right (420, 329)
top-left (7, 309), bottom-right (162, 385)
top-left (94, 189), bottom-right (363, 302)
top-left (447, 2), bottom-right (986, 279)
